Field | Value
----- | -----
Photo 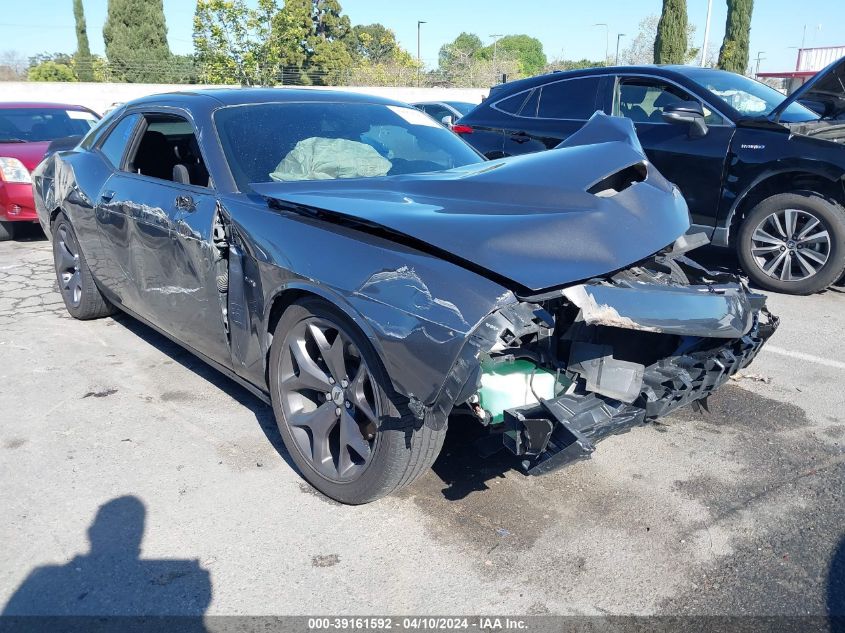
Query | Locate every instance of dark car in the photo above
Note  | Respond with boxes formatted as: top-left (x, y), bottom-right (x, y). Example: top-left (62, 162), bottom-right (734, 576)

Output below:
top-left (411, 100), bottom-right (477, 125)
top-left (457, 58), bottom-right (845, 295)
top-left (0, 102), bottom-right (100, 240)
top-left (32, 89), bottom-right (776, 504)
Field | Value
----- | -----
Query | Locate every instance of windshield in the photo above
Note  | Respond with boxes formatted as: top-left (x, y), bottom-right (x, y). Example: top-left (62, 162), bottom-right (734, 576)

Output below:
top-left (688, 69), bottom-right (820, 123)
top-left (214, 102), bottom-right (484, 190)
top-left (0, 108), bottom-right (100, 143)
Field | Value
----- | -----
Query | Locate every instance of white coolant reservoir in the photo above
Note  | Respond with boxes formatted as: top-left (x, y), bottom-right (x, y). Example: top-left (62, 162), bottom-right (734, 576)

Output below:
top-left (477, 360), bottom-right (566, 424)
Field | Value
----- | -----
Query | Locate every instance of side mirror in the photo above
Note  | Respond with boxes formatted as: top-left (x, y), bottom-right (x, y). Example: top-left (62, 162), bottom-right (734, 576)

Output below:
top-left (661, 101), bottom-right (708, 138)
top-left (441, 114), bottom-right (455, 127)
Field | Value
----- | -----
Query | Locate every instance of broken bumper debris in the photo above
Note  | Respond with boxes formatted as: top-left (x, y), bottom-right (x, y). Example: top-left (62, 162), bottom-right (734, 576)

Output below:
top-left (465, 235), bottom-right (780, 474)
top-left (503, 311), bottom-right (777, 474)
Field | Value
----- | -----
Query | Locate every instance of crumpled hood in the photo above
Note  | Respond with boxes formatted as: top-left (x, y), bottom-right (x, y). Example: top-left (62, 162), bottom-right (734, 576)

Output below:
top-left (252, 115), bottom-right (691, 293)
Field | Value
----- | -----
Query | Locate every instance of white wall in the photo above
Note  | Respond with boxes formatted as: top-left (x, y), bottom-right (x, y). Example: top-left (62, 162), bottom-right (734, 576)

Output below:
top-left (0, 82), bottom-right (489, 116)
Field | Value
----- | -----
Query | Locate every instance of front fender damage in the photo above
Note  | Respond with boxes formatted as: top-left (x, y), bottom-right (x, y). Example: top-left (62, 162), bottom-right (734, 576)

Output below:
top-left (424, 234), bottom-right (779, 474)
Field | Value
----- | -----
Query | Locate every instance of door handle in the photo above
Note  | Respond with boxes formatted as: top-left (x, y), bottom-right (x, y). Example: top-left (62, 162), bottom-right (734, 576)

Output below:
top-left (510, 131), bottom-right (530, 144)
top-left (100, 190), bottom-right (115, 202)
top-left (175, 195), bottom-right (195, 212)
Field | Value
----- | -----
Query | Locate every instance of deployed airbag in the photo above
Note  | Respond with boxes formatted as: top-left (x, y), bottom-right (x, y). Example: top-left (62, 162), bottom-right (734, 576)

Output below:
top-left (269, 137), bottom-right (392, 182)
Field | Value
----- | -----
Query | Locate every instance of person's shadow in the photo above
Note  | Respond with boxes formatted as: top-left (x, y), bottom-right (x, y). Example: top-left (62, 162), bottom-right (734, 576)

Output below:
top-left (2, 496), bottom-right (211, 630)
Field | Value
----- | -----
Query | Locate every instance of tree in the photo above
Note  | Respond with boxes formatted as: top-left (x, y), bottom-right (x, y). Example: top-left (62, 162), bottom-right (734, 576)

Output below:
top-left (478, 35), bottom-right (546, 77)
top-left (194, 0), bottom-right (284, 85)
top-left (103, 0), bottom-right (172, 83)
top-left (718, 0), bottom-right (753, 74)
top-left (29, 55), bottom-right (77, 82)
top-left (654, 0), bottom-right (688, 64)
top-left (351, 23), bottom-right (406, 65)
top-left (73, 0), bottom-right (94, 81)
top-left (620, 14), bottom-right (698, 65)
top-left (0, 50), bottom-right (28, 80)
top-left (544, 58), bottom-right (605, 72)
top-left (438, 32), bottom-right (483, 70)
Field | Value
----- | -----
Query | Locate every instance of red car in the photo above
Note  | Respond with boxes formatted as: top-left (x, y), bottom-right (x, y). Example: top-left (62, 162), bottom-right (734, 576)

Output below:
top-left (0, 102), bottom-right (100, 240)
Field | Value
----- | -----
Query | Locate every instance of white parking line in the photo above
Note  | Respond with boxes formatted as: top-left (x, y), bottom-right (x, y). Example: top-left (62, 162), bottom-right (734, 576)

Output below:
top-left (762, 345), bottom-right (845, 371)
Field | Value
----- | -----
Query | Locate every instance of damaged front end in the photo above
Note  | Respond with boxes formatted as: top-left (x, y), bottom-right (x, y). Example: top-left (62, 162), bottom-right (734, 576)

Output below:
top-left (455, 234), bottom-right (779, 475)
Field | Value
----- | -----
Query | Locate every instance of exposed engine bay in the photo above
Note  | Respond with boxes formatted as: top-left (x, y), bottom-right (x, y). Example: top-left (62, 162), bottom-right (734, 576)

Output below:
top-left (446, 234), bottom-right (779, 475)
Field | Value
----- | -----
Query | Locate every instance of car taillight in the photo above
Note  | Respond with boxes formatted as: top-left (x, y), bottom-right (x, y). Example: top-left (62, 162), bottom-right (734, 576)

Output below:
top-left (451, 124), bottom-right (473, 135)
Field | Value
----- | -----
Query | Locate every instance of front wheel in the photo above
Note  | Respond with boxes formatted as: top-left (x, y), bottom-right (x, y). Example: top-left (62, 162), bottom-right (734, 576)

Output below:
top-left (269, 297), bottom-right (446, 504)
top-left (52, 213), bottom-right (115, 320)
top-left (737, 192), bottom-right (845, 295)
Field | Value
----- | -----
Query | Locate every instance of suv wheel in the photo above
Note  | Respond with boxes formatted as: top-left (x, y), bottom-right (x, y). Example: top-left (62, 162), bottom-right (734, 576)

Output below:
top-left (737, 192), bottom-right (845, 295)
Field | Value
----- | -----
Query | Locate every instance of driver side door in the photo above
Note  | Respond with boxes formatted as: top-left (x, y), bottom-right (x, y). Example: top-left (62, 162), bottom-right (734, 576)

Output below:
top-left (95, 110), bottom-right (230, 365)
top-left (613, 76), bottom-right (735, 229)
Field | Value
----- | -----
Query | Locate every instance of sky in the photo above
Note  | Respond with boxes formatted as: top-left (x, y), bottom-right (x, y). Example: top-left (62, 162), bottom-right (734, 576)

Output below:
top-left (1, 0), bottom-right (843, 74)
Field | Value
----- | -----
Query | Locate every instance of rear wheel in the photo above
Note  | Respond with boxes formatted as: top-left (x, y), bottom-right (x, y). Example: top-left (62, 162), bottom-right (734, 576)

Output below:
top-left (269, 297), bottom-right (446, 504)
top-left (52, 213), bottom-right (115, 320)
top-left (0, 221), bottom-right (15, 242)
top-left (737, 192), bottom-right (845, 295)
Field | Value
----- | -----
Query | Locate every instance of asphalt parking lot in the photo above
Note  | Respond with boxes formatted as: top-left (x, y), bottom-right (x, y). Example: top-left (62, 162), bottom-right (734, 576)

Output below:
top-left (1, 225), bottom-right (843, 619)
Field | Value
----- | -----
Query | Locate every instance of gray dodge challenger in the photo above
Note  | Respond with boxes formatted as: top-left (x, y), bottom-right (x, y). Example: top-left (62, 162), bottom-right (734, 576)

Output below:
top-left (32, 88), bottom-right (778, 504)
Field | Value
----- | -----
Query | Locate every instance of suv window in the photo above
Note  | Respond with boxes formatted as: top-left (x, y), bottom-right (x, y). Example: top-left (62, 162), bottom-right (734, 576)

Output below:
top-left (125, 114), bottom-right (210, 187)
top-left (494, 91), bottom-right (529, 115)
top-left (617, 79), bottom-right (724, 125)
top-left (98, 114), bottom-right (140, 168)
top-left (537, 77), bottom-right (602, 119)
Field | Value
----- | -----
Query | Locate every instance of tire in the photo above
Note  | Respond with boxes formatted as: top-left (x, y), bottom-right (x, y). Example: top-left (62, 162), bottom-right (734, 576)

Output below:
top-left (737, 191), bottom-right (845, 295)
top-left (0, 221), bottom-right (15, 242)
top-left (52, 213), bottom-right (115, 320)
top-left (269, 297), bottom-right (446, 504)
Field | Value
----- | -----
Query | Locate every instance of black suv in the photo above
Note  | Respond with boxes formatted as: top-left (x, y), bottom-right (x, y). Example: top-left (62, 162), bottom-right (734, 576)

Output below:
top-left (457, 59), bottom-right (845, 294)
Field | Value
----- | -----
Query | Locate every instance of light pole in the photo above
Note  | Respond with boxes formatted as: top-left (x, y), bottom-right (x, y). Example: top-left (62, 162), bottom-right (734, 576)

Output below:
top-left (489, 34), bottom-right (503, 82)
top-left (417, 20), bottom-right (426, 87)
top-left (700, 0), bottom-right (713, 67)
top-left (593, 23), bottom-right (608, 65)
top-left (754, 51), bottom-right (766, 78)
top-left (615, 33), bottom-right (625, 65)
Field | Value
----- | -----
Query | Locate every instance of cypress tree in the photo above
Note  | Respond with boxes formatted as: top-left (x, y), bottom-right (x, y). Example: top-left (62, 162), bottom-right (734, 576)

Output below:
top-left (103, 0), bottom-right (172, 82)
top-left (73, 0), bottom-right (94, 81)
top-left (718, 0), bottom-right (754, 74)
top-left (654, 0), bottom-right (688, 65)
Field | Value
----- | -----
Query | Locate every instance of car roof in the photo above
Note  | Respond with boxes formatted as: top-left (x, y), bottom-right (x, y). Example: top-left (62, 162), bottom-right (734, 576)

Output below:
top-left (126, 87), bottom-right (408, 109)
top-left (0, 102), bottom-right (94, 110)
top-left (488, 64), bottom-right (726, 97)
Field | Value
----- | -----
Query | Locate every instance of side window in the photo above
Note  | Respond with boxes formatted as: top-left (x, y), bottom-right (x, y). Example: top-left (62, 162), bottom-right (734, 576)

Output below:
top-left (537, 77), bottom-right (602, 119)
top-left (494, 91), bottom-right (529, 114)
top-left (423, 105), bottom-right (452, 122)
top-left (98, 114), bottom-right (140, 168)
top-left (126, 114), bottom-right (210, 187)
top-left (617, 80), bottom-right (724, 125)
top-left (518, 89), bottom-right (540, 117)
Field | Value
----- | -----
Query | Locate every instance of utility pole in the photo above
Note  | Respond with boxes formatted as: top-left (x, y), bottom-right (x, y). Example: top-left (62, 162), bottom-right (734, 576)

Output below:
top-left (417, 20), bottom-right (426, 87)
top-left (615, 33), bottom-right (625, 65)
top-left (593, 23), bottom-right (608, 65)
top-left (700, 0), bottom-right (713, 67)
top-left (754, 51), bottom-right (765, 78)
top-left (489, 34), bottom-right (503, 82)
